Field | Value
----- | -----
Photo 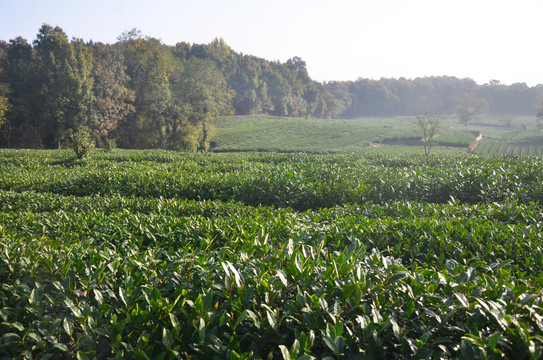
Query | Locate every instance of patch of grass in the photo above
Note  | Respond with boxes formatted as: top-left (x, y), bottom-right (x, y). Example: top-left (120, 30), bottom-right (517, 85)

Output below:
top-left (213, 115), bottom-right (400, 153)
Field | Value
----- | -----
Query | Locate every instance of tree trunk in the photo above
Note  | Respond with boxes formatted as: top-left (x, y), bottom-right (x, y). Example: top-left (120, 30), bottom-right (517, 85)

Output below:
top-left (201, 120), bottom-right (209, 152)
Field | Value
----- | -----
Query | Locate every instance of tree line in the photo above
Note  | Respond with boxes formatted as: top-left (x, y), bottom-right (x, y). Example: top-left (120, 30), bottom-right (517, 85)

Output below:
top-left (0, 25), bottom-right (542, 150)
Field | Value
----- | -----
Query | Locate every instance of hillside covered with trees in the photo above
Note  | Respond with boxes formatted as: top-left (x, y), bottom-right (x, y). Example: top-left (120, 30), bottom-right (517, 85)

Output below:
top-left (0, 25), bottom-right (542, 150)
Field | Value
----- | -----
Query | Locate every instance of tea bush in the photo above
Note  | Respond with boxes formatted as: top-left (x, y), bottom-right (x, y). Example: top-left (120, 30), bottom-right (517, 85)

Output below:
top-left (1, 150), bottom-right (542, 358)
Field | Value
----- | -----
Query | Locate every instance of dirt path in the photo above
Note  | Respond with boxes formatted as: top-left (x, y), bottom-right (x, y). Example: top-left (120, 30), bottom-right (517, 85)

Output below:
top-left (468, 133), bottom-right (483, 154)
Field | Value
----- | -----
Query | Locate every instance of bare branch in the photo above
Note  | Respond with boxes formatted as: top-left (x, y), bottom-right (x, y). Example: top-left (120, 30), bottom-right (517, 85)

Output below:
top-left (414, 97), bottom-right (449, 155)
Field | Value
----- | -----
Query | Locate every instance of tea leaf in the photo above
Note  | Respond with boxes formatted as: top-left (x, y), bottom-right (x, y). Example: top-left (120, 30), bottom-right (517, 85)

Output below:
top-left (277, 269), bottom-right (288, 287)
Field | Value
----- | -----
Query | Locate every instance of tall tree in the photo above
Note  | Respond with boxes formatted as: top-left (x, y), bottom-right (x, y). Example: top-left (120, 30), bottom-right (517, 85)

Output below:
top-left (33, 25), bottom-right (94, 148)
top-left (172, 58), bottom-right (233, 151)
top-left (2, 37), bottom-right (39, 147)
top-left (415, 97), bottom-right (448, 155)
top-left (163, 66), bottom-right (193, 151)
top-left (324, 81), bottom-right (352, 118)
top-left (455, 92), bottom-right (489, 126)
top-left (192, 38), bottom-right (238, 78)
top-left (0, 42), bottom-right (9, 133)
top-left (537, 101), bottom-right (543, 131)
top-left (285, 56), bottom-right (311, 97)
top-left (0, 86), bottom-right (8, 132)
top-left (116, 30), bottom-right (175, 148)
top-left (89, 43), bottom-right (135, 146)
top-left (263, 68), bottom-right (293, 116)
top-left (230, 56), bottom-right (266, 115)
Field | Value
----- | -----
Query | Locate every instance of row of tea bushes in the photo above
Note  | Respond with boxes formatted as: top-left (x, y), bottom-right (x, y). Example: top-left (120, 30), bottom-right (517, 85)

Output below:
top-left (1, 187), bottom-right (543, 358)
top-left (0, 150), bottom-right (542, 210)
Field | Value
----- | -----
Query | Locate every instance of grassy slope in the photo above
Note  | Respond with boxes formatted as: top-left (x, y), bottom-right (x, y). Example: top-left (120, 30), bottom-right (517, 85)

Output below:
top-left (213, 114), bottom-right (542, 155)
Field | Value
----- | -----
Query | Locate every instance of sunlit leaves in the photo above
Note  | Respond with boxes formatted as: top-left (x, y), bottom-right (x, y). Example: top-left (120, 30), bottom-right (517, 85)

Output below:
top-left (0, 150), bottom-right (542, 358)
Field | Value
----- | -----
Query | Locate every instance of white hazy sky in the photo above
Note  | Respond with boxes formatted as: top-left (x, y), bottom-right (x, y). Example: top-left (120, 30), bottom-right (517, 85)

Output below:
top-left (1, 0), bottom-right (542, 86)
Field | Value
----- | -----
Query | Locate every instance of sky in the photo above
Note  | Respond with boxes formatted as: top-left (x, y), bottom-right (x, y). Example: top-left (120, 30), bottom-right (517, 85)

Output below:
top-left (1, 0), bottom-right (542, 86)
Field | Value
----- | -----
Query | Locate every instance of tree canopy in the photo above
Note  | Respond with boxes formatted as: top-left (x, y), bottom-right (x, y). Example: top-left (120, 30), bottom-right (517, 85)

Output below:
top-left (0, 25), bottom-right (542, 149)
top-left (415, 97), bottom-right (449, 155)
top-left (455, 92), bottom-right (489, 127)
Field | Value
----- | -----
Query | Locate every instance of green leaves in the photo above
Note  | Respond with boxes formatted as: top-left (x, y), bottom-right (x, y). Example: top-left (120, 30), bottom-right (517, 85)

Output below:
top-left (1, 150), bottom-right (543, 208)
top-left (263, 305), bottom-right (279, 333)
top-left (162, 328), bottom-right (174, 350)
top-left (63, 318), bottom-right (73, 338)
top-left (0, 150), bottom-right (543, 358)
top-left (277, 269), bottom-right (289, 287)
top-left (321, 323), bottom-right (345, 356)
top-left (280, 336), bottom-right (316, 360)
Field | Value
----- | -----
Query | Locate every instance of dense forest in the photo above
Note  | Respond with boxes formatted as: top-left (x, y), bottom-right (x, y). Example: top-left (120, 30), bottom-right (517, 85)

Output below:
top-left (0, 25), bottom-right (542, 150)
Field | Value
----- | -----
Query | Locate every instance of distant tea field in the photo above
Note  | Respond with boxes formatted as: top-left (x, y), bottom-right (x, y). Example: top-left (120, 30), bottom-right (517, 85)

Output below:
top-left (1, 149), bottom-right (543, 358)
top-left (213, 115), bottom-right (542, 156)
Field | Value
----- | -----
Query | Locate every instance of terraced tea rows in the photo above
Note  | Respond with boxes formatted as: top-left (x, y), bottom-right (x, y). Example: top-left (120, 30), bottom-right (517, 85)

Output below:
top-left (0, 150), bottom-right (542, 359)
top-left (476, 141), bottom-right (543, 156)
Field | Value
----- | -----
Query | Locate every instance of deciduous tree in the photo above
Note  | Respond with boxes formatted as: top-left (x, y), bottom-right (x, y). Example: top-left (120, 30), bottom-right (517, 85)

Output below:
top-left (172, 58), bottom-right (233, 151)
top-left (115, 30), bottom-right (175, 148)
top-left (415, 97), bottom-right (449, 155)
top-left (264, 68), bottom-right (293, 116)
top-left (33, 25), bottom-right (94, 148)
top-left (0, 93), bottom-right (8, 131)
top-left (537, 101), bottom-right (543, 131)
top-left (455, 92), bottom-right (489, 127)
top-left (89, 43), bottom-right (135, 146)
top-left (0, 43), bottom-right (9, 132)
top-left (230, 58), bottom-right (264, 115)
top-left (2, 37), bottom-right (39, 147)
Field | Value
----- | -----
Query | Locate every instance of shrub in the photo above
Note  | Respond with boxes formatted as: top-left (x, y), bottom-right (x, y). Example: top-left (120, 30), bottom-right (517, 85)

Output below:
top-left (105, 138), bottom-right (117, 151)
top-left (71, 127), bottom-right (95, 159)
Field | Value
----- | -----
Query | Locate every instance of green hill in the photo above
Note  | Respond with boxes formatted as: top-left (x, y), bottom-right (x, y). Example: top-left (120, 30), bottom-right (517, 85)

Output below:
top-left (212, 115), bottom-right (541, 155)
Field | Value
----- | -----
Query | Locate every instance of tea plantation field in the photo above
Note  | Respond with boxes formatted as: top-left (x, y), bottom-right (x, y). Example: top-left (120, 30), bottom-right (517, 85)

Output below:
top-left (212, 115), bottom-right (543, 156)
top-left (1, 149), bottom-right (543, 359)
